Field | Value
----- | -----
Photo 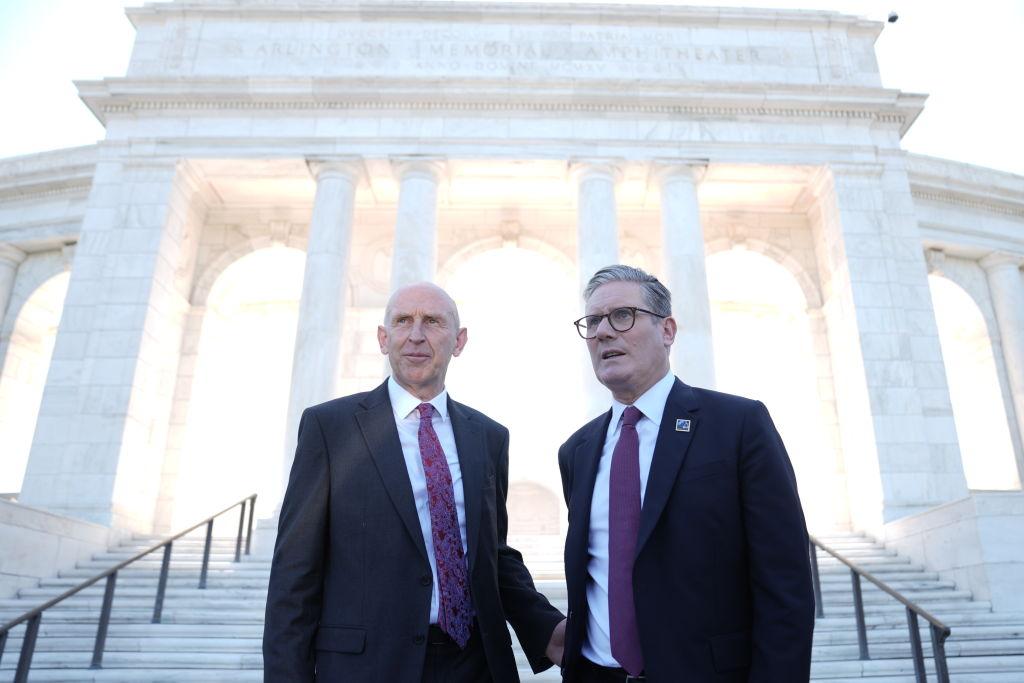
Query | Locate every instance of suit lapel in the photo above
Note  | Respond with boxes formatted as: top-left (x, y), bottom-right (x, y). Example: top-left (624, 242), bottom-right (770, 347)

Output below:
top-left (448, 399), bottom-right (485, 575)
top-left (636, 379), bottom-right (700, 555)
top-left (565, 411), bottom-right (612, 581)
top-left (355, 381), bottom-right (429, 563)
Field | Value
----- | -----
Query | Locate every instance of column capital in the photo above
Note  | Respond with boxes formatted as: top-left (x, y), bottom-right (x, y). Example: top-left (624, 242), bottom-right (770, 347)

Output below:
top-left (650, 158), bottom-right (708, 185)
top-left (0, 243), bottom-right (26, 267)
top-left (568, 158), bottom-right (625, 185)
top-left (306, 157), bottom-right (365, 183)
top-left (390, 156), bottom-right (446, 183)
top-left (980, 251), bottom-right (1024, 273)
top-left (924, 248), bottom-right (946, 275)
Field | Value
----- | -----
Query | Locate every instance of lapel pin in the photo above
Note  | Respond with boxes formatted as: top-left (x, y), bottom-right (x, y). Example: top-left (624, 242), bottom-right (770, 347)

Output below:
top-left (675, 418), bottom-right (691, 433)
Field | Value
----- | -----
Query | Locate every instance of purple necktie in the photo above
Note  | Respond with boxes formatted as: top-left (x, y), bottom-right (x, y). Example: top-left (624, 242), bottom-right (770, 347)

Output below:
top-left (609, 405), bottom-right (644, 675)
top-left (416, 403), bottom-right (472, 648)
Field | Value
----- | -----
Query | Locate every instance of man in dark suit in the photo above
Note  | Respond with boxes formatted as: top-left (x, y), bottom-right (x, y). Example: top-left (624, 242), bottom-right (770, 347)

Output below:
top-left (558, 265), bottom-right (815, 682)
top-left (264, 282), bottom-right (566, 682)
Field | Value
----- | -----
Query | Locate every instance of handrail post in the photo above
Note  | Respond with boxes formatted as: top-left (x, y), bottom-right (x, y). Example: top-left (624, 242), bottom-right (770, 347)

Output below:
top-left (809, 538), bottom-right (824, 618)
top-left (245, 494), bottom-right (256, 556)
top-left (14, 614), bottom-right (41, 683)
top-left (152, 542), bottom-right (173, 623)
top-left (906, 607), bottom-right (926, 683)
top-left (850, 569), bottom-right (869, 660)
top-left (234, 499), bottom-right (246, 562)
top-left (0, 626), bottom-right (7, 667)
top-left (199, 518), bottom-right (214, 589)
top-left (89, 572), bottom-right (117, 669)
top-left (931, 624), bottom-right (951, 683)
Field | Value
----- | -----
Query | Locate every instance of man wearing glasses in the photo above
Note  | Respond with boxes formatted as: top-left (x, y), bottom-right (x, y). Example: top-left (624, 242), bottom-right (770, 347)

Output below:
top-left (557, 264), bottom-right (815, 682)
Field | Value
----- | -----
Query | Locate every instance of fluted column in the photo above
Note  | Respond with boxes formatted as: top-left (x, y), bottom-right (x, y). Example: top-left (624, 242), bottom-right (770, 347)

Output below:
top-left (572, 160), bottom-right (622, 293)
top-left (390, 158), bottom-right (445, 290)
top-left (282, 158), bottom-right (362, 487)
top-left (656, 161), bottom-right (715, 389)
top-left (0, 243), bottom-right (26, 329)
top-left (571, 161), bottom-right (623, 417)
top-left (981, 252), bottom-right (1024, 456)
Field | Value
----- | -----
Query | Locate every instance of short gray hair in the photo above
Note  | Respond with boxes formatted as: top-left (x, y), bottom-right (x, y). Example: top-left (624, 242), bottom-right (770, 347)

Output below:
top-left (583, 264), bottom-right (672, 317)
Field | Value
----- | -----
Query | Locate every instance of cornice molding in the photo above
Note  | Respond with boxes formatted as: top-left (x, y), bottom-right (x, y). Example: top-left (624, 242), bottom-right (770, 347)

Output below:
top-left (911, 189), bottom-right (1024, 220)
top-left (77, 79), bottom-right (923, 136)
top-left (0, 178), bottom-right (93, 202)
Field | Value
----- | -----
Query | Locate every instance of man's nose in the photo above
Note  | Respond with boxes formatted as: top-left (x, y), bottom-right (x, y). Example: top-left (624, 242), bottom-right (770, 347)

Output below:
top-left (409, 319), bottom-right (427, 341)
top-left (595, 315), bottom-right (617, 339)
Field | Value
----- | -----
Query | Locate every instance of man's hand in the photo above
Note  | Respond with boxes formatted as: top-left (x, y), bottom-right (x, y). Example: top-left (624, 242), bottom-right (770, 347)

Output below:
top-left (545, 618), bottom-right (567, 667)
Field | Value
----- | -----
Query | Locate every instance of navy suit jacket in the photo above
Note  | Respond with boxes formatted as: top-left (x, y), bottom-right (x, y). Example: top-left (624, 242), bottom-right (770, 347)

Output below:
top-left (264, 380), bottom-right (563, 682)
top-left (558, 379), bottom-right (815, 682)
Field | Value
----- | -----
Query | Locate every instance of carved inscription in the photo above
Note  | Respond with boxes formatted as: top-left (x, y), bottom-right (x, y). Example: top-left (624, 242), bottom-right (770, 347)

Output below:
top-left (242, 24), bottom-right (793, 78)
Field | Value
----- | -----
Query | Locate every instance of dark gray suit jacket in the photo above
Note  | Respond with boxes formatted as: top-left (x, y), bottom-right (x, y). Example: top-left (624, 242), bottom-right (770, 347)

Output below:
top-left (263, 380), bottom-right (563, 682)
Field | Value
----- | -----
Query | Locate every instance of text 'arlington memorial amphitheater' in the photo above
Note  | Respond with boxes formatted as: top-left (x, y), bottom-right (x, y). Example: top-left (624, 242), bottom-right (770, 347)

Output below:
top-left (1, 0), bottom-right (1023, 680)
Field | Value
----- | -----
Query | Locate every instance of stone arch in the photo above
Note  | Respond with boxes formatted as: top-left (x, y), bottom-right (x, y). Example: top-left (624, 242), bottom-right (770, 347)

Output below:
top-left (1, 251), bottom-right (68, 340)
top-left (191, 234), bottom-right (307, 307)
top-left (507, 482), bottom-right (561, 535)
top-left (928, 273), bottom-right (1020, 490)
top-left (706, 237), bottom-right (822, 309)
top-left (437, 235), bottom-right (575, 286)
top-left (0, 269), bottom-right (71, 493)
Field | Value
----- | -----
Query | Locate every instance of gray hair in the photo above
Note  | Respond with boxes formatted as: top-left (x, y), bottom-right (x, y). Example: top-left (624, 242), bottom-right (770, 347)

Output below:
top-left (583, 264), bottom-right (672, 317)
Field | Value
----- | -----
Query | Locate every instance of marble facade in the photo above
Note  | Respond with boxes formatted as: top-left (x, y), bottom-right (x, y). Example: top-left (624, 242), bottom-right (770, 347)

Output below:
top-left (0, 1), bottom-right (1022, 606)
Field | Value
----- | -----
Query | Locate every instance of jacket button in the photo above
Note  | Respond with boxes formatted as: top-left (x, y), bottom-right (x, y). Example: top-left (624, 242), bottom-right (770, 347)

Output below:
top-left (420, 575), bottom-right (431, 586)
top-left (414, 634), bottom-right (425, 645)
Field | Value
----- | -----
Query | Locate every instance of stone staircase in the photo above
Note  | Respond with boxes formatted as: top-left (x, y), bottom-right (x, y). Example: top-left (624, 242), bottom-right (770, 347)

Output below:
top-left (1, 529), bottom-right (1023, 681)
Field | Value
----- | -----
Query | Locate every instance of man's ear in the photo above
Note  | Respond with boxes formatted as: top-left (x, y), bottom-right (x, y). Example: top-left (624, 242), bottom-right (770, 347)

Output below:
top-left (662, 316), bottom-right (678, 347)
top-left (452, 327), bottom-right (468, 357)
top-left (377, 325), bottom-right (388, 354)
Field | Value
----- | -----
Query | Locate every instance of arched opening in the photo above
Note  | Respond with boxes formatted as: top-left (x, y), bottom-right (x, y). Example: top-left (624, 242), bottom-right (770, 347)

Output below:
top-left (0, 271), bottom-right (70, 493)
top-left (173, 246), bottom-right (305, 526)
top-left (929, 275), bottom-right (1019, 490)
top-left (442, 245), bottom-right (586, 536)
top-left (706, 248), bottom-right (839, 530)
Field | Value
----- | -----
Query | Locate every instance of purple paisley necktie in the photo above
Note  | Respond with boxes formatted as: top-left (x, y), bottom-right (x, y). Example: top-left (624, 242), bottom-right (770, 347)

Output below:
top-left (609, 405), bottom-right (644, 675)
top-left (416, 403), bottom-right (472, 648)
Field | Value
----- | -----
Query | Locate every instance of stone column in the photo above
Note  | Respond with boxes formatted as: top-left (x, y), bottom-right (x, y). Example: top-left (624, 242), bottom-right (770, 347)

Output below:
top-left (390, 158), bottom-right (444, 291)
top-left (282, 159), bottom-right (362, 489)
top-left (19, 158), bottom-right (207, 531)
top-left (572, 161), bottom-right (622, 418)
top-left (572, 160), bottom-right (621, 293)
top-left (0, 244), bottom-right (26, 329)
top-left (655, 161), bottom-right (715, 389)
top-left (981, 252), bottom-right (1024, 459)
top-left (809, 161), bottom-right (968, 534)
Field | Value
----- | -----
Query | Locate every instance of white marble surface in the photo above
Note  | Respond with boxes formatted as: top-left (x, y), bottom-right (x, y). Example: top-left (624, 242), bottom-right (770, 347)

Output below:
top-left (0, 498), bottom-right (111, 598)
top-left (884, 491), bottom-right (1024, 613)
top-left (281, 160), bottom-right (361, 491)
top-left (657, 163), bottom-right (716, 390)
top-left (981, 253), bottom-right (1024, 455)
top-left (390, 158), bottom-right (443, 290)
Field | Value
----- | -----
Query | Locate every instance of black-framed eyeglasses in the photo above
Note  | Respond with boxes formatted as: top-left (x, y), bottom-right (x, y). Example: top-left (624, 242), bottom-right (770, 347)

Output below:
top-left (573, 306), bottom-right (667, 339)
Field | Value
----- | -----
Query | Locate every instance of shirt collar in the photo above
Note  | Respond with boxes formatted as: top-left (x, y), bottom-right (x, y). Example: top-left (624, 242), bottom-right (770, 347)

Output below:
top-left (388, 376), bottom-right (449, 420)
top-left (609, 370), bottom-right (675, 428)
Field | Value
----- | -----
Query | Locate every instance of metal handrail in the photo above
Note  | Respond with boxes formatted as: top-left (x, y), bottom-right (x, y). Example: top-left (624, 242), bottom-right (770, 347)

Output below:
top-left (809, 534), bottom-right (951, 683)
top-left (0, 493), bottom-right (257, 682)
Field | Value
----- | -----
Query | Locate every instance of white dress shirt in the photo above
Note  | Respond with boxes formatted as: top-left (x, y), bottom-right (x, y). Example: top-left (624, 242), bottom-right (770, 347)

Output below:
top-left (583, 370), bottom-right (675, 667)
top-left (387, 376), bottom-right (470, 625)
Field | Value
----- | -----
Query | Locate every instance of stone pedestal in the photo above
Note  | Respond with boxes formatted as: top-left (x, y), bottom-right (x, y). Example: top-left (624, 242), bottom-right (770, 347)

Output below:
top-left (656, 161), bottom-right (715, 389)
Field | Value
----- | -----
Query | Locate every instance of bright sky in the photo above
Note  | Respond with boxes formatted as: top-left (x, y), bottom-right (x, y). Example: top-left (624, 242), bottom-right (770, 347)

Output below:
top-left (0, 0), bottom-right (1021, 175)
